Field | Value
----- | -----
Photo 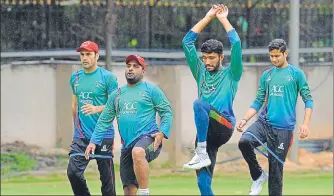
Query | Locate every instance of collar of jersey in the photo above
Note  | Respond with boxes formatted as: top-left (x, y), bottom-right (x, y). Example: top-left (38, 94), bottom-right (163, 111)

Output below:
top-left (126, 81), bottom-right (144, 88)
top-left (83, 66), bottom-right (100, 75)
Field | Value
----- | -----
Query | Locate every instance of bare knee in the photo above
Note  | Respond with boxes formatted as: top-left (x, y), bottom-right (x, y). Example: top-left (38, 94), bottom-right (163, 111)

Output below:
top-left (132, 147), bottom-right (146, 162)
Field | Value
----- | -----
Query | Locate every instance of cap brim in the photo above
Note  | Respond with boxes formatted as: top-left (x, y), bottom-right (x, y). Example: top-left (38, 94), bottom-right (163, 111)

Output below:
top-left (125, 55), bottom-right (139, 63)
top-left (125, 55), bottom-right (146, 69)
top-left (76, 47), bottom-right (95, 52)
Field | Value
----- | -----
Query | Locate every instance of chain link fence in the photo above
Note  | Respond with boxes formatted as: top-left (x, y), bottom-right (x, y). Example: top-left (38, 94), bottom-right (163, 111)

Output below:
top-left (1, 0), bottom-right (333, 63)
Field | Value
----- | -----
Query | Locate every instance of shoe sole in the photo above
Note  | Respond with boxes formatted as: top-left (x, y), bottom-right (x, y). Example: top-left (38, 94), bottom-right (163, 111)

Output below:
top-left (183, 162), bottom-right (212, 170)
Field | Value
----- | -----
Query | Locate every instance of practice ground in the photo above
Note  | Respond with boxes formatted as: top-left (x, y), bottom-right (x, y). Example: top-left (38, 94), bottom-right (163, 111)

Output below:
top-left (1, 169), bottom-right (332, 195)
top-left (1, 141), bottom-right (333, 195)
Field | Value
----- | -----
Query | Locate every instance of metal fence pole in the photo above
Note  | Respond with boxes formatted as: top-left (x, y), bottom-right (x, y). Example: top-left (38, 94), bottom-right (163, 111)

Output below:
top-left (288, 0), bottom-right (300, 164)
top-left (105, 0), bottom-right (113, 70)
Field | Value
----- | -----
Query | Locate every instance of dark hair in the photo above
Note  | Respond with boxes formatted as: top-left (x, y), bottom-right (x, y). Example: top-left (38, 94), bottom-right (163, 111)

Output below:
top-left (268, 39), bottom-right (287, 53)
top-left (200, 39), bottom-right (223, 54)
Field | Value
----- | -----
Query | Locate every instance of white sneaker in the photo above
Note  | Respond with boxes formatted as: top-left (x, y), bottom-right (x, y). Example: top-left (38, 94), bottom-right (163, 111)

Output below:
top-left (183, 151), bottom-right (211, 170)
top-left (249, 171), bottom-right (268, 195)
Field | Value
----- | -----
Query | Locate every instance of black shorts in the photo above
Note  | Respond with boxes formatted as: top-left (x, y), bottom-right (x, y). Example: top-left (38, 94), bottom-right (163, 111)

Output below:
top-left (69, 137), bottom-right (114, 159)
top-left (120, 135), bottom-right (162, 188)
top-left (196, 106), bottom-right (233, 177)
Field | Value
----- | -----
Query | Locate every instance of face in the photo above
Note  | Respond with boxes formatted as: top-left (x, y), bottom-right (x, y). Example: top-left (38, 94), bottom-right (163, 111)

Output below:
top-left (269, 49), bottom-right (288, 68)
top-left (125, 60), bottom-right (144, 84)
top-left (80, 50), bottom-right (99, 70)
top-left (201, 52), bottom-right (224, 72)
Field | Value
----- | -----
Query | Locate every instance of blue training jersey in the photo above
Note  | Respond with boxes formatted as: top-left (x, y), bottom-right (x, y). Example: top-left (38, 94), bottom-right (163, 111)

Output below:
top-left (182, 29), bottom-right (243, 129)
top-left (251, 65), bottom-right (314, 130)
top-left (90, 81), bottom-right (173, 150)
top-left (70, 66), bottom-right (118, 139)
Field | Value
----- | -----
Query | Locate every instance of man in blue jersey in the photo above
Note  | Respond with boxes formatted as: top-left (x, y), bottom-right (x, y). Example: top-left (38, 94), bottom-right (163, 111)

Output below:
top-left (237, 39), bottom-right (313, 196)
top-left (67, 41), bottom-right (118, 196)
top-left (182, 4), bottom-right (243, 195)
top-left (85, 55), bottom-right (173, 196)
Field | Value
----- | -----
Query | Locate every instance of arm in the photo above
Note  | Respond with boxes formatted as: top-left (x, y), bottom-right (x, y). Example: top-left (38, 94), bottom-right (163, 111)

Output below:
top-left (298, 70), bottom-right (314, 138)
top-left (191, 17), bottom-right (215, 34)
top-left (182, 30), bottom-right (202, 81)
top-left (152, 86), bottom-right (173, 139)
top-left (299, 106), bottom-right (313, 139)
top-left (241, 108), bottom-right (258, 123)
top-left (182, 5), bottom-right (220, 81)
top-left (81, 103), bottom-right (105, 115)
top-left (70, 74), bottom-right (78, 122)
top-left (71, 95), bottom-right (77, 123)
top-left (89, 92), bottom-right (117, 145)
top-left (298, 70), bottom-right (314, 111)
top-left (302, 108), bottom-right (313, 126)
top-left (216, 4), bottom-right (233, 32)
top-left (93, 73), bottom-right (118, 113)
top-left (237, 72), bottom-right (267, 132)
top-left (236, 108), bottom-right (258, 132)
top-left (216, 4), bottom-right (243, 81)
top-left (250, 72), bottom-right (267, 113)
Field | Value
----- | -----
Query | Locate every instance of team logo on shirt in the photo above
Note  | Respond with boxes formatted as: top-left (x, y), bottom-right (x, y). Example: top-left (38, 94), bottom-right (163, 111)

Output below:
top-left (79, 91), bottom-right (93, 104)
top-left (201, 83), bottom-right (216, 94)
top-left (286, 75), bottom-right (294, 82)
top-left (120, 101), bottom-right (138, 114)
top-left (270, 85), bottom-right (284, 97)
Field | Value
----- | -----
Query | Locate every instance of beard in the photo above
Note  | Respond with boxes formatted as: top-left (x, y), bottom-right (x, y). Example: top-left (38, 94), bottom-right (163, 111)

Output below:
top-left (206, 61), bottom-right (221, 72)
top-left (125, 72), bottom-right (143, 84)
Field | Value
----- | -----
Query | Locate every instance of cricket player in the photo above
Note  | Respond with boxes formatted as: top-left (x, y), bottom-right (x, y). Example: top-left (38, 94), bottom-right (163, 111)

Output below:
top-left (182, 4), bottom-right (243, 195)
top-left (67, 41), bottom-right (118, 196)
top-left (85, 54), bottom-right (173, 196)
top-left (237, 39), bottom-right (314, 195)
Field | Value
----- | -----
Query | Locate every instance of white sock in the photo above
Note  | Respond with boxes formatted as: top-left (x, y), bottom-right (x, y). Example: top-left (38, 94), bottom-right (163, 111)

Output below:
top-left (197, 141), bottom-right (207, 154)
top-left (138, 188), bottom-right (149, 195)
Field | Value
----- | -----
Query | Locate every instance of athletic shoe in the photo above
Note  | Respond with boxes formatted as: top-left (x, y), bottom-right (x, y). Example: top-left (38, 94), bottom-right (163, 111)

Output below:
top-left (249, 170), bottom-right (268, 195)
top-left (183, 150), bottom-right (211, 170)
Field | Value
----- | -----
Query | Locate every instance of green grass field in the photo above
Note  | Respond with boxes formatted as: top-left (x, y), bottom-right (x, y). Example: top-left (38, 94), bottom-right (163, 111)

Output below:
top-left (1, 170), bottom-right (332, 195)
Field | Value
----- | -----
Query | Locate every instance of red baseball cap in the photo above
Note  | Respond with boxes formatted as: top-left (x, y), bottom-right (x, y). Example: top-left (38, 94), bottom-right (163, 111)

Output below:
top-left (125, 55), bottom-right (147, 69)
top-left (76, 41), bottom-right (99, 53)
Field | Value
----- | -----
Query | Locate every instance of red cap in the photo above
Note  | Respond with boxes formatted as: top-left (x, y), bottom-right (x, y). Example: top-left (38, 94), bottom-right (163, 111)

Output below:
top-left (76, 41), bottom-right (99, 53)
top-left (125, 55), bottom-right (147, 69)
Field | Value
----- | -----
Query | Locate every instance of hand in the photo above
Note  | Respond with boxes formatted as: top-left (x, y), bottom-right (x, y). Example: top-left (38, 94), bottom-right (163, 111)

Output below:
top-left (299, 124), bottom-right (309, 139)
top-left (216, 4), bottom-right (229, 20)
top-left (237, 119), bottom-right (247, 132)
top-left (81, 104), bottom-right (98, 115)
top-left (151, 132), bottom-right (164, 152)
top-left (85, 143), bottom-right (96, 160)
top-left (205, 4), bottom-right (221, 19)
